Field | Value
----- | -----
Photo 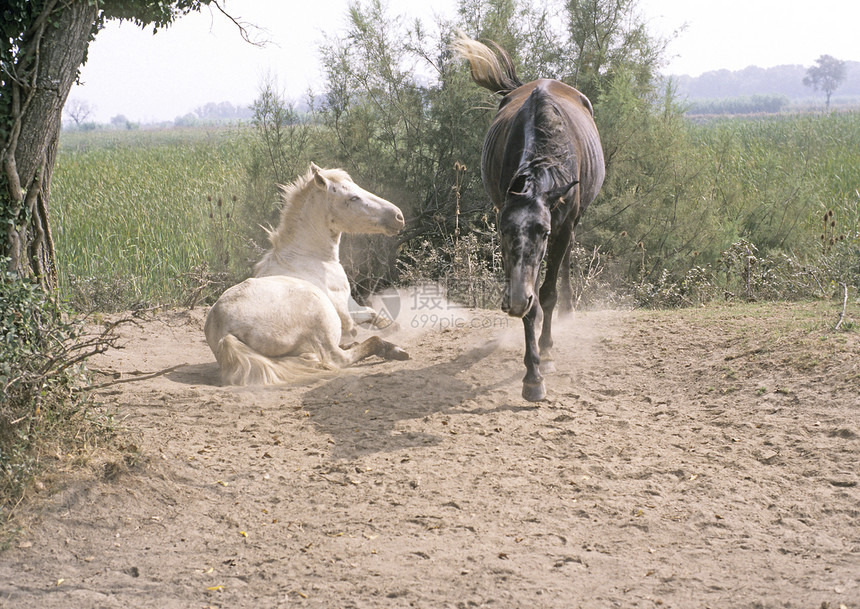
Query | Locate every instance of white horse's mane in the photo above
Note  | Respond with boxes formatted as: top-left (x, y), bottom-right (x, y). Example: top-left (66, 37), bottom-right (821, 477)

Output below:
top-left (267, 165), bottom-right (354, 250)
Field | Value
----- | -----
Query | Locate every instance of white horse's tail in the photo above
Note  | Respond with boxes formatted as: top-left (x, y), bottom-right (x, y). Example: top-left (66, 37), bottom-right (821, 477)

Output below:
top-left (214, 334), bottom-right (335, 386)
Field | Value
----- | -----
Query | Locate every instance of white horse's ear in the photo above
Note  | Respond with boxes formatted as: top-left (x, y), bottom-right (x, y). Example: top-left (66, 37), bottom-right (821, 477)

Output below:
top-left (310, 162), bottom-right (328, 189)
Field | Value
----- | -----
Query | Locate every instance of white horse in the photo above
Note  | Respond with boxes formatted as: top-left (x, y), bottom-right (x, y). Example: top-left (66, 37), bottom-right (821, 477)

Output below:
top-left (204, 163), bottom-right (408, 386)
top-left (254, 165), bottom-right (399, 337)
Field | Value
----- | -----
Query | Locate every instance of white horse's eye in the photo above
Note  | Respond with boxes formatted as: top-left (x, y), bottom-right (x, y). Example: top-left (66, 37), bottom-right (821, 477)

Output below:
top-left (349, 196), bottom-right (359, 202)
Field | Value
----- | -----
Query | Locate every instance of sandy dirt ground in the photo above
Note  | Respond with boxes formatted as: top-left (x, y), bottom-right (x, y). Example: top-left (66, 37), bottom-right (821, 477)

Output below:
top-left (1, 299), bottom-right (858, 608)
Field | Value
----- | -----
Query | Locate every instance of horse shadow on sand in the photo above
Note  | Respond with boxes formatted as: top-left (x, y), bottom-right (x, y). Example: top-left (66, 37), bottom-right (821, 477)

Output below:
top-left (168, 361), bottom-right (221, 386)
top-left (165, 336), bottom-right (534, 459)
top-left (298, 337), bottom-right (532, 458)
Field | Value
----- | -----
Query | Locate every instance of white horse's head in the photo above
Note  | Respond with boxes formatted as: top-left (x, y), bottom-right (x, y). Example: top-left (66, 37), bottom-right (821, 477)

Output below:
top-left (310, 163), bottom-right (404, 236)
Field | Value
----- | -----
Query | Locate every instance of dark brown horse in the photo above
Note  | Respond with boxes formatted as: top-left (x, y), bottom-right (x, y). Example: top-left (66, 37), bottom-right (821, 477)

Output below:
top-left (453, 32), bottom-right (605, 401)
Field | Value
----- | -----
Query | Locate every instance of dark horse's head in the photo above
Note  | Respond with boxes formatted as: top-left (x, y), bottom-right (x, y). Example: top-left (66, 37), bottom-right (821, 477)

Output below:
top-left (499, 170), bottom-right (578, 318)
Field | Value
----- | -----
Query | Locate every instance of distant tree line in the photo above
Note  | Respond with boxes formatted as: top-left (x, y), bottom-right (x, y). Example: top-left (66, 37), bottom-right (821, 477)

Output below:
top-left (64, 100), bottom-right (256, 130)
top-left (673, 60), bottom-right (860, 101)
top-left (174, 101), bottom-right (255, 126)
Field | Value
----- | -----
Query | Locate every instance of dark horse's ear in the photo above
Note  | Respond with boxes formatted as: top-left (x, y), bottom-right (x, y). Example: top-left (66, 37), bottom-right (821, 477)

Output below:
top-left (507, 173), bottom-right (532, 197)
top-left (546, 179), bottom-right (579, 203)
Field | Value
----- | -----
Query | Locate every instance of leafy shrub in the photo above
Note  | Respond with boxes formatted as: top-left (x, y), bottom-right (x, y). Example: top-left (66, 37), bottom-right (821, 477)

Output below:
top-left (63, 272), bottom-right (137, 313)
top-left (628, 235), bottom-right (860, 309)
top-left (396, 228), bottom-right (504, 310)
top-left (0, 266), bottom-right (114, 513)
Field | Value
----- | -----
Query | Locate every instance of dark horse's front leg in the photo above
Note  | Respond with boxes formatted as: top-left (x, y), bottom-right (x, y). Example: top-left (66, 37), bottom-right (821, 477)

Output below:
top-left (557, 245), bottom-right (573, 316)
top-left (521, 301), bottom-right (545, 401)
top-left (537, 222), bottom-right (573, 375)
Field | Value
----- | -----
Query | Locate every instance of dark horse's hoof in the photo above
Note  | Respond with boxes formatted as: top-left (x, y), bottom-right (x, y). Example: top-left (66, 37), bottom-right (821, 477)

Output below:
top-left (540, 359), bottom-right (556, 374)
top-left (522, 380), bottom-right (547, 402)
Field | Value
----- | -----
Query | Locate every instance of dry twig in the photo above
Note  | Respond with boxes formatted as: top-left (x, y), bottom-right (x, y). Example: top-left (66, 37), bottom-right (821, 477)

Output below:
top-left (82, 363), bottom-right (190, 392)
top-left (834, 282), bottom-right (849, 331)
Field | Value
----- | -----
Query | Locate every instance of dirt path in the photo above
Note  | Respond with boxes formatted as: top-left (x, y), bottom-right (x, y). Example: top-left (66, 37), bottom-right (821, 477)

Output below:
top-left (1, 301), bottom-right (859, 608)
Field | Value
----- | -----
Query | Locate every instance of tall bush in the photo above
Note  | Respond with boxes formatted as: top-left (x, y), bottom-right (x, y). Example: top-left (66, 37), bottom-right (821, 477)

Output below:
top-left (0, 266), bottom-right (114, 513)
top-left (316, 0), bottom-right (494, 294)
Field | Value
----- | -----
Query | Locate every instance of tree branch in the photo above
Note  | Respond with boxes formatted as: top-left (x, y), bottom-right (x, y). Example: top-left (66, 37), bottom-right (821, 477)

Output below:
top-left (81, 363), bottom-right (191, 392)
top-left (210, 0), bottom-right (268, 47)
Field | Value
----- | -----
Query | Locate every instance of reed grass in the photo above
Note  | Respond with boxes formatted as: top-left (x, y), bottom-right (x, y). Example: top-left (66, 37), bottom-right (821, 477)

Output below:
top-left (53, 127), bottom-right (252, 308)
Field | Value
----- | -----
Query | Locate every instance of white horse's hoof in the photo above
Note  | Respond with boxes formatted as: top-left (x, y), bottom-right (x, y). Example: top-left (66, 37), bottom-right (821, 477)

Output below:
top-left (373, 315), bottom-right (396, 330)
top-left (522, 381), bottom-right (546, 402)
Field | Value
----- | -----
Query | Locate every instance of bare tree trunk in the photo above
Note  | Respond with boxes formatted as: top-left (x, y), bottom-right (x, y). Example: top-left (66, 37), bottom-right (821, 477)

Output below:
top-left (2, 0), bottom-right (99, 287)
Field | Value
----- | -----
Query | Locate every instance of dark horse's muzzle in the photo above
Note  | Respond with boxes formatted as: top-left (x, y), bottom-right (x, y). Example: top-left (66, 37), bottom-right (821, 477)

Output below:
top-left (503, 267), bottom-right (536, 318)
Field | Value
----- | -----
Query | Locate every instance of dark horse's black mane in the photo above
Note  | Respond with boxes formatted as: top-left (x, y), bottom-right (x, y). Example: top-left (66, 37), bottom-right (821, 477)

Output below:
top-left (506, 85), bottom-right (578, 214)
top-left (529, 91), bottom-right (577, 199)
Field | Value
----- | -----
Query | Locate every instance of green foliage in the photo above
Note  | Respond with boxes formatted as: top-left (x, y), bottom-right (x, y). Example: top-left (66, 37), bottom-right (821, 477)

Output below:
top-left (583, 93), bottom-right (860, 306)
top-left (564, 0), bottom-right (667, 102)
top-left (99, 0), bottom-right (215, 32)
top-left (586, 72), bottom-right (716, 278)
top-left (243, 75), bottom-right (317, 249)
top-left (46, 0), bottom-right (860, 319)
top-left (0, 265), bottom-right (104, 511)
top-left (248, 76), bottom-right (313, 187)
top-left (316, 0), bottom-right (490, 291)
top-left (1, 0), bottom-right (219, 270)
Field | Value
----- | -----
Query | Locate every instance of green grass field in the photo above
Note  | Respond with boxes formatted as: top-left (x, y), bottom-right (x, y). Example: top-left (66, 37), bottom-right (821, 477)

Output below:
top-left (54, 127), bottom-right (253, 308)
top-left (52, 112), bottom-right (860, 310)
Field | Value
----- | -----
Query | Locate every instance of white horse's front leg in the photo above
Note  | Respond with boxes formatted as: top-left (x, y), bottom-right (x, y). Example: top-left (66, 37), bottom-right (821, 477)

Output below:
top-left (338, 307), bottom-right (358, 345)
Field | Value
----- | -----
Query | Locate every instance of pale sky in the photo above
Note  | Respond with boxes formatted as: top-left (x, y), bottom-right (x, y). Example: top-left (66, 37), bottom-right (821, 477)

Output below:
top-left (69, 0), bottom-right (860, 124)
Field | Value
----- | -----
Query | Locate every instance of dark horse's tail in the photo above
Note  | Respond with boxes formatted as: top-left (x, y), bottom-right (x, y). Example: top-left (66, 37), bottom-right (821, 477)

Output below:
top-left (451, 31), bottom-right (523, 96)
